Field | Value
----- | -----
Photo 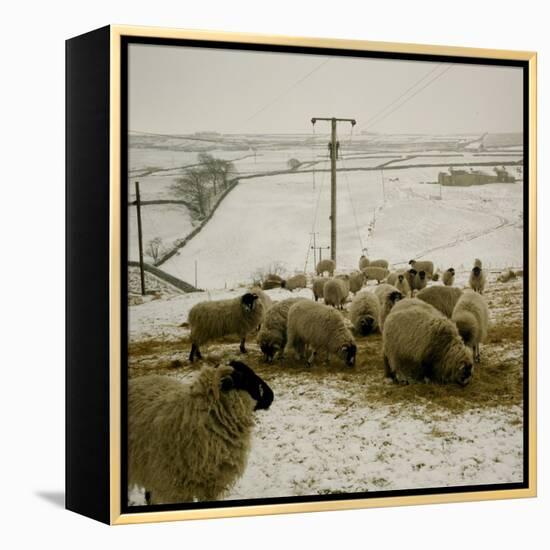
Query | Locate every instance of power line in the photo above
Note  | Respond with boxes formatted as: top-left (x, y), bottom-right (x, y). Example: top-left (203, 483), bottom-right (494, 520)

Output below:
top-left (359, 63), bottom-right (444, 130)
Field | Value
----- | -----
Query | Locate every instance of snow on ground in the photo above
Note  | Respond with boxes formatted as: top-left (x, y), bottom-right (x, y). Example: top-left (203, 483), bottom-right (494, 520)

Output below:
top-left (127, 277), bottom-right (525, 505)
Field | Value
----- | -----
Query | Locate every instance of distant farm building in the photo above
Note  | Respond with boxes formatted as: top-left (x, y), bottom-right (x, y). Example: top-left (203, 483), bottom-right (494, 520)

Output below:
top-left (438, 166), bottom-right (516, 186)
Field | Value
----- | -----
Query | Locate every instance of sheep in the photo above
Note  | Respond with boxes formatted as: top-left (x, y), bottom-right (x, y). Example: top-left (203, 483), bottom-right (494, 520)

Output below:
top-left (358, 255), bottom-right (370, 270)
top-left (469, 266), bottom-right (487, 294)
top-left (409, 259), bottom-right (434, 277)
top-left (497, 269), bottom-right (517, 283)
top-left (413, 270), bottom-right (428, 292)
top-left (405, 268), bottom-right (417, 292)
top-left (383, 299), bottom-right (474, 386)
top-left (386, 270), bottom-right (405, 286)
top-left (335, 273), bottom-right (351, 293)
top-left (284, 300), bottom-right (356, 367)
top-left (128, 361), bottom-right (273, 505)
top-left (348, 270), bottom-right (366, 294)
top-left (312, 277), bottom-right (328, 302)
top-left (431, 271), bottom-right (440, 282)
top-left (368, 259), bottom-right (389, 269)
top-left (393, 273), bottom-right (411, 298)
top-left (316, 258), bottom-right (336, 277)
top-left (261, 279), bottom-right (283, 290)
top-left (188, 292), bottom-right (265, 362)
top-left (474, 258), bottom-right (482, 269)
top-left (257, 297), bottom-right (307, 362)
top-left (416, 285), bottom-right (463, 318)
top-left (362, 266), bottom-right (389, 284)
top-left (442, 268), bottom-right (455, 286)
top-left (349, 291), bottom-right (380, 335)
top-left (452, 290), bottom-right (489, 364)
top-left (250, 286), bottom-right (273, 312)
top-left (282, 273), bottom-right (307, 291)
top-left (323, 277), bottom-right (349, 309)
top-left (373, 283), bottom-right (403, 330)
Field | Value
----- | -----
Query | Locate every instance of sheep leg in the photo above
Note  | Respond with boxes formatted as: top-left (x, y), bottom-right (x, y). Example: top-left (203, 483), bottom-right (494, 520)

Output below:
top-left (239, 338), bottom-right (247, 353)
top-left (306, 350), bottom-right (316, 367)
top-left (474, 344), bottom-right (481, 364)
top-left (145, 491), bottom-right (152, 506)
top-left (383, 355), bottom-right (396, 381)
top-left (189, 343), bottom-right (202, 362)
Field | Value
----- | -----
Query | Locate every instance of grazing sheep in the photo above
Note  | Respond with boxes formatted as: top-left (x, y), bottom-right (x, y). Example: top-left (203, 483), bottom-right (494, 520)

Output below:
top-left (348, 271), bottom-right (366, 294)
top-left (250, 287), bottom-right (273, 312)
top-left (469, 266), bottom-right (487, 294)
top-left (409, 259), bottom-right (434, 277)
top-left (416, 285), bottom-right (463, 318)
top-left (316, 258), bottom-right (336, 277)
top-left (312, 277), bottom-right (328, 302)
top-left (349, 291), bottom-right (380, 335)
top-left (373, 283), bottom-right (403, 330)
top-left (324, 277), bottom-right (349, 309)
top-left (282, 273), bottom-right (307, 291)
top-left (474, 258), bottom-right (482, 269)
top-left (285, 300), bottom-right (356, 367)
top-left (383, 299), bottom-right (474, 386)
top-left (359, 255), bottom-right (370, 270)
top-left (452, 290), bottom-right (489, 364)
top-left (497, 269), bottom-right (517, 283)
top-left (188, 292), bottom-right (265, 361)
top-left (405, 268), bottom-right (417, 291)
top-left (442, 268), bottom-right (455, 286)
top-left (362, 266), bottom-right (389, 284)
top-left (128, 361), bottom-right (273, 505)
top-left (413, 270), bottom-right (428, 292)
top-left (368, 259), bottom-right (389, 269)
top-left (257, 297), bottom-right (307, 362)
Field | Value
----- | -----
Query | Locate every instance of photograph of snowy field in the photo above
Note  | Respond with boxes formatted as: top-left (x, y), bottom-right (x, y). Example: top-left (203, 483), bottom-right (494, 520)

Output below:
top-left (124, 39), bottom-right (528, 509)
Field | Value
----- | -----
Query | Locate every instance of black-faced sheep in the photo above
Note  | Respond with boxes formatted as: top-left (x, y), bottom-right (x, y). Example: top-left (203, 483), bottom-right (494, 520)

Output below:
top-left (257, 297), bottom-right (307, 362)
top-left (362, 266), bottom-right (389, 284)
top-left (413, 270), bottom-right (428, 292)
top-left (383, 299), bottom-right (474, 386)
top-left (312, 277), bottom-right (328, 302)
top-left (250, 286), bottom-right (273, 312)
top-left (316, 258), bottom-right (336, 277)
top-left (282, 273), bottom-right (307, 291)
top-left (409, 259), bottom-right (434, 277)
top-left (452, 289), bottom-right (489, 363)
top-left (358, 255), bottom-right (370, 270)
top-left (373, 283), bottom-right (403, 330)
top-left (442, 268), bottom-right (455, 286)
top-left (188, 292), bottom-right (265, 361)
top-left (394, 273), bottom-right (411, 298)
top-left (386, 270), bottom-right (405, 286)
top-left (284, 300), bottom-right (356, 367)
top-left (416, 285), bottom-right (463, 318)
top-left (128, 361), bottom-right (274, 505)
top-left (349, 290), bottom-right (380, 335)
top-left (324, 277), bottom-right (349, 309)
top-left (469, 266), bottom-right (487, 294)
top-left (405, 268), bottom-right (417, 292)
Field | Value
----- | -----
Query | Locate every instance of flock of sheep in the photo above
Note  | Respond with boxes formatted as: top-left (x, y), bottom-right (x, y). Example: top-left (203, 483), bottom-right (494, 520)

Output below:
top-left (128, 254), bottom-right (499, 506)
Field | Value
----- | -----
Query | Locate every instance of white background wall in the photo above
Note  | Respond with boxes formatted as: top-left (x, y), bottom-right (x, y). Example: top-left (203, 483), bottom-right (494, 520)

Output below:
top-left (1, 0), bottom-right (547, 547)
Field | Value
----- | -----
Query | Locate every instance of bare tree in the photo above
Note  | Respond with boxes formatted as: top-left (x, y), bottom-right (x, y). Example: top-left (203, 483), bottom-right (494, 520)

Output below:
top-left (171, 167), bottom-right (210, 218)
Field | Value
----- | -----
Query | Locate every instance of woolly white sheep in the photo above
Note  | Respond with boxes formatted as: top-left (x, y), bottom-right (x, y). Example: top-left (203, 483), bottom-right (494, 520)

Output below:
top-left (383, 299), bottom-right (474, 385)
top-left (250, 286), bottom-right (273, 312)
top-left (128, 361), bottom-right (274, 505)
top-left (348, 271), bottom-right (366, 294)
top-left (324, 277), bottom-right (349, 309)
top-left (393, 273), bottom-right (411, 298)
top-left (469, 266), bottom-right (487, 294)
top-left (368, 259), bottom-right (389, 269)
top-left (442, 268), bottom-right (455, 286)
top-left (409, 259), bottom-right (434, 277)
top-left (416, 285), bottom-right (463, 318)
top-left (312, 277), bottom-right (328, 302)
top-left (284, 300), bottom-right (356, 367)
top-left (452, 289), bottom-right (489, 363)
top-left (362, 266), bottom-right (389, 284)
top-left (257, 297), bottom-right (307, 362)
top-left (282, 273), bottom-right (307, 291)
top-left (349, 290), bottom-right (380, 335)
top-left (374, 283), bottom-right (403, 330)
top-left (188, 292), bottom-right (265, 361)
top-left (316, 258), bottom-right (336, 277)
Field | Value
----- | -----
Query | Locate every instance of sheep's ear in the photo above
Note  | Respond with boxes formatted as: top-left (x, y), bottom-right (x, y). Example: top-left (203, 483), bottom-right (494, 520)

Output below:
top-left (220, 375), bottom-right (235, 392)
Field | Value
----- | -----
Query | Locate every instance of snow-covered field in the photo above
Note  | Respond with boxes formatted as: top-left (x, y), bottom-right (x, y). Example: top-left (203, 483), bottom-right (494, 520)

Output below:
top-left (127, 276), bottom-right (525, 504)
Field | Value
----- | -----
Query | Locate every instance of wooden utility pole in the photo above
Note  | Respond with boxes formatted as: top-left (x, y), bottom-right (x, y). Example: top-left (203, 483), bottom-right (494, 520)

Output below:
top-left (135, 181), bottom-right (146, 295)
top-left (311, 117), bottom-right (356, 263)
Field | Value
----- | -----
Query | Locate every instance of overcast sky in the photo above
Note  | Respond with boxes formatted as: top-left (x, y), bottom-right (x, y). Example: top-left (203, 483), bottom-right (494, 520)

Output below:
top-left (128, 43), bottom-right (523, 136)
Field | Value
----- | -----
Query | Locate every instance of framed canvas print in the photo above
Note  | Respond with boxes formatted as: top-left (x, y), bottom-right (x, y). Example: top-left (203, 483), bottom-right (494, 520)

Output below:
top-left (66, 25), bottom-right (537, 525)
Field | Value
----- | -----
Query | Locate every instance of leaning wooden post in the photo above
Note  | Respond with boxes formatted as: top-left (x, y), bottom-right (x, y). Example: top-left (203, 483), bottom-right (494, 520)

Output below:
top-left (135, 181), bottom-right (146, 295)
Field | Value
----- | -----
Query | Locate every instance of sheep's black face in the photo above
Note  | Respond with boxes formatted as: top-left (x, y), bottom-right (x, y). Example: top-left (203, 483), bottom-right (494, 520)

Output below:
top-left (260, 342), bottom-right (277, 362)
top-left (389, 291), bottom-right (402, 304)
top-left (359, 316), bottom-right (374, 335)
top-left (241, 293), bottom-right (259, 312)
top-left (398, 275), bottom-right (404, 283)
top-left (457, 362), bottom-right (474, 386)
top-left (449, 268), bottom-right (455, 275)
top-left (408, 269), bottom-right (417, 276)
top-left (419, 271), bottom-right (426, 280)
top-left (472, 266), bottom-right (481, 277)
top-left (225, 360), bottom-right (274, 410)
top-left (409, 260), bottom-right (414, 266)
top-left (340, 343), bottom-right (357, 367)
